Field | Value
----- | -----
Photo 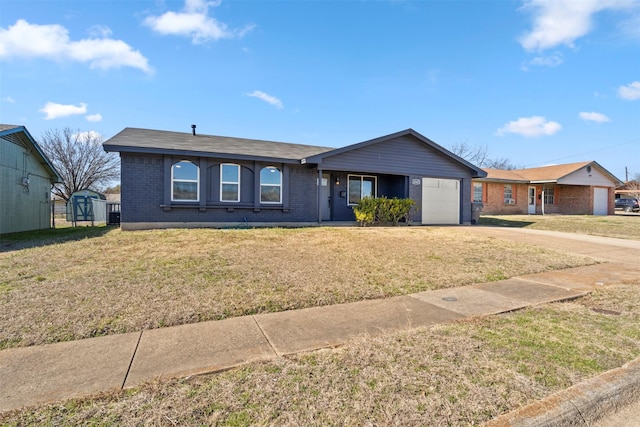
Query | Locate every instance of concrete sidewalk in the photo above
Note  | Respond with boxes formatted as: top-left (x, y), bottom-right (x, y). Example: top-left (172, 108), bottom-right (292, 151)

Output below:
top-left (1, 227), bottom-right (639, 416)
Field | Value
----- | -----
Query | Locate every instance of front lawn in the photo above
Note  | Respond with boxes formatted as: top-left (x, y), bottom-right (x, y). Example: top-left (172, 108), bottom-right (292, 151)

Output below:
top-left (2, 284), bottom-right (639, 426)
top-left (480, 214), bottom-right (640, 240)
top-left (0, 226), bottom-right (594, 349)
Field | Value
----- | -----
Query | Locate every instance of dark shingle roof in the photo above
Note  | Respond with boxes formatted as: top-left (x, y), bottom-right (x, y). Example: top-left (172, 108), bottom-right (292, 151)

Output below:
top-left (0, 124), bottom-right (20, 132)
top-left (103, 127), bottom-right (334, 163)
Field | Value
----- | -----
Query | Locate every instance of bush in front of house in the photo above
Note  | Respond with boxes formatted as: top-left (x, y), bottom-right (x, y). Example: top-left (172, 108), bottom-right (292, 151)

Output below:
top-left (354, 197), bottom-right (416, 226)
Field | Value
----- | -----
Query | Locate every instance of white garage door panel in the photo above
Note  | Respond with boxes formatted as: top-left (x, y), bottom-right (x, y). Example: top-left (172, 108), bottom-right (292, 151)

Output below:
top-left (422, 178), bottom-right (460, 225)
top-left (593, 188), bottom-right (608, 216)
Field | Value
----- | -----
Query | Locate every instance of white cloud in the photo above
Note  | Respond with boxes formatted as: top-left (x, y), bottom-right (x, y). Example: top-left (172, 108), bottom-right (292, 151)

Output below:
top-left (86, 113), bottom-right (103, 122)
top-left (519, 0), bottom-right (635, 51)
top-left (496, 116), bottom-right (562, 137)
top-left (0, 19), bottom-right (152, 73)
top-left (246, 90), bottom-right (283, 109)
top-left (579, 111), bottom-right (611, 123)
top-left (74, 130), bottom-right (103, 143)
top-left (144, 0), bottom-right (254, 44)
top-left (40, 102), bottom-right (87, 120)
top-left (529, 52), bottom-right (564, 67)
top-left (88, 25), bottom-right (112, 38)
top-left (618, 81), bottom-right (640, 100)
top-left (2, 96), bottom-right (15, 103)
top-left (619, 12), bottom-right (640, 40)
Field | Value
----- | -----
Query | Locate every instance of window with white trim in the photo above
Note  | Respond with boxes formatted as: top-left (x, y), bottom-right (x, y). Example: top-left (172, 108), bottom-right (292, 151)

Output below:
top-left (220, 163), bottom-right (240, 202)
top-left (260, 166), bottom-right (282, 203)
top-left (473, 182), bottom-right (483, 202)
top-left (172, 160), bottom-right (199, 201)
top-left (503, 184), bottom-right (514, 204)
top-left (544, 187), bottom-right (555, 205)
top-left (348, 175), bottom-right (376, 205)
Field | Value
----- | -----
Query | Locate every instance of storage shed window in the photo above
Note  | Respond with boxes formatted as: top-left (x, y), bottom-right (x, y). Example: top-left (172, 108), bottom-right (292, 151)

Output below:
top-left (172, 161), bottom-right (199, 201)
top-left (260, 166), bottom-right (282, 203)
top-left (220, 163), bottom-right (240, 202)
top-left (348, 175), bottom-right (376, 205)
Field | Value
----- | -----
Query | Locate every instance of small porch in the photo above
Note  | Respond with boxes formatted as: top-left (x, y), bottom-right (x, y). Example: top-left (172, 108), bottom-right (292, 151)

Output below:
top-left (317, 171), bottom-right (409, 222)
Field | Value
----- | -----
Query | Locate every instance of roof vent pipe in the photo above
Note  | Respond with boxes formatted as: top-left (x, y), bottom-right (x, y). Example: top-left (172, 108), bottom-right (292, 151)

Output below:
top-left (191, 124), bottom-right (196, 136)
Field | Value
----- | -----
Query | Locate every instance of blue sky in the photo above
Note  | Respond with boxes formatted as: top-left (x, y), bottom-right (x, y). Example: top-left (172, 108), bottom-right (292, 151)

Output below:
top-left (1, 0), bottom-right (639, 180)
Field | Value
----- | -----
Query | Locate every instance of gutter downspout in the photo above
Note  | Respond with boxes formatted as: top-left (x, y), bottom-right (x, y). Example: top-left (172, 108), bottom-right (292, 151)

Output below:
top-left (541, 186), bottom-right (545, 215)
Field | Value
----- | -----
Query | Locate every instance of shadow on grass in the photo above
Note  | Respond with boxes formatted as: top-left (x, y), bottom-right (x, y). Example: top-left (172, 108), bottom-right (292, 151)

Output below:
top-left (479, 217), bottom-right (535, 228)
top-left (0, 225), bottom-right (115, 253)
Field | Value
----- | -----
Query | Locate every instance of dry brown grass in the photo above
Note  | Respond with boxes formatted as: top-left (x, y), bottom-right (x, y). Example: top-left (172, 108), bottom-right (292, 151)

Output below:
top-left (0, 227), bottom-right (594, 349)
top-left (480, 214), bottom-right (640, 240)
top-left (3, 283), bottom-right (639, 426)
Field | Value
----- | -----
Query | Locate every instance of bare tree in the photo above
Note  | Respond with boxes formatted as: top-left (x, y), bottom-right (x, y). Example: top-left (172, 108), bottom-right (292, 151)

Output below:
top-left (40, 128), bottom-right (120, 201)
top-left (484, 157), bottom-right (520, 170)
top-left (450, 140), bottom-right (519, 170)
top-left (450, 140), bottom-right (490, 166)
top-left (622, 176), bottom-right (640, 199)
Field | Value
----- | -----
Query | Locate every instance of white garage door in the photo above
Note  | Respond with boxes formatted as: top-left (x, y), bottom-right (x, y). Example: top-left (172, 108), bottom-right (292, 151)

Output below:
top-left (421, 178), bottom-right (460, 225)
top-left (593, 188), bottom-right (608, 215)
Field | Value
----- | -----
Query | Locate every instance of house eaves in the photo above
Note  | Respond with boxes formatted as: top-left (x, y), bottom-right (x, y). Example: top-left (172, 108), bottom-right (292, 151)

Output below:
top-left (302, 128), bottom-right (487, 178)
top-left (529, 179), bottom-right (558, 184)
top-left (0, 124), bottom-right (62, 183)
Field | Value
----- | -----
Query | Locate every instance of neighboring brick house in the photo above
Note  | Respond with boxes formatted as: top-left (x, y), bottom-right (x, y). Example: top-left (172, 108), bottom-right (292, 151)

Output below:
top-left (103, 127), bottom-right (486, 230)
top-left (472, 161), bottom-right (621, 216)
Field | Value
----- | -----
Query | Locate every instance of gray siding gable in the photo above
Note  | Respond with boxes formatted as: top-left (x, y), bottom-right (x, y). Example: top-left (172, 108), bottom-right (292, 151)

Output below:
top-left (0, 125), bottom-right (61, 182)
top-left (304, 129), bottom-right (486, 178)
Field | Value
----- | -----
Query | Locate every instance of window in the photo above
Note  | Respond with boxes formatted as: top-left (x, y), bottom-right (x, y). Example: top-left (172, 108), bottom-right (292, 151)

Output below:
top-left (473, 182), bottom-right (483, 202)
top-left (260, 166), bottom-right (282, 203)
top-left (220, 163), bottom-right (240, 202)
top-left (172, 161), bottom-right (199, 201)
top-left (503, 184), bottom-right (515, 204)
top-left (348, 175), bottom-right (376, 205)
top-left (544, 187), bottom-right (555, 205)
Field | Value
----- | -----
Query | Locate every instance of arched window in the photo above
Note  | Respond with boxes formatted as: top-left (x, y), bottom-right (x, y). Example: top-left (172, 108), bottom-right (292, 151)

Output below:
top-left (260, 166), bottom-right (282, 203)
top-left (172, 160), bottom-right (199, 201)
top-left (220, 163), bottom-right (240, 202)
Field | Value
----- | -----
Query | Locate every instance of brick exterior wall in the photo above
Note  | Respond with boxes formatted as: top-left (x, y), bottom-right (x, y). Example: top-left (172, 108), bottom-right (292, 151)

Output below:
top-left (120, 151), bottom-right (477, 228)
top-left (408, 176), bottom-right (423, 223)
top-left (554, 185), bottom-right (590, 214)
top-left (481, 182), bottom-right (529, 215)
top-left (476, 182), bottom-right (613, 215)
top-left (120, 153), bottom-right (319, 226)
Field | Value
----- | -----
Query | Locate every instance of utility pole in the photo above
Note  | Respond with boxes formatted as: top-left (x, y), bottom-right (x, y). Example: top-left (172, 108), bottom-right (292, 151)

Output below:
top-left (625, 167), bottom-right (628, 182)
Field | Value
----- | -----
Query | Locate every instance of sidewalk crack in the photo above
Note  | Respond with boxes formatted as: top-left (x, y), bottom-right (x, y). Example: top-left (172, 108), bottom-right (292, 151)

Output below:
top-left (121, 330), bottom-right (143, 389)
top-left (252, 316), bottom-right (280, 358)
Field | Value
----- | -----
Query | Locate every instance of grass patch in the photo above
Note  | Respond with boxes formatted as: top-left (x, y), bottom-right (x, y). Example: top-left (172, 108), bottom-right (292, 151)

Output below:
top-left (2, 284), bottom-right (638, 426)
top-left (0, 225), bottom-right (110, 252)
top-left (480, 214), bottom-right (640, 240)
top-left (0, 227), bottom-right (594, 349)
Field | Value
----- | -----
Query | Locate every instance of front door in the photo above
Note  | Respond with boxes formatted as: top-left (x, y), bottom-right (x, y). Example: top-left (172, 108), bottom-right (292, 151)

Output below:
top-left (320, 173), bottom-right (331, 221)
top-left (528, 186), bottom-right (536, 214)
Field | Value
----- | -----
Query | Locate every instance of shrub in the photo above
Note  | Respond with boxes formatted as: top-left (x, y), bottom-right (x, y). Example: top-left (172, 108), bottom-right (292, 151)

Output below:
top-left (354, 197), bottom-right (377, 226)
top-left (354, 197), bottom-right (415, 226)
